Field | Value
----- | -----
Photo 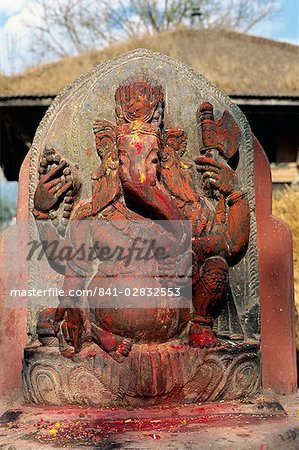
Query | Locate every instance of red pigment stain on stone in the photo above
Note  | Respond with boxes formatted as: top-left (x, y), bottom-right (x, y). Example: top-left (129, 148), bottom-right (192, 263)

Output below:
top-left (134, 141), bottom-right (143, 154)
top-left (27, 412), bottom-right (281, 447)
top-left (170, 344), bottom-right (185, 350)
top-left (154, 189), bottom-right (168, 205)
top-left (104, 314), bottom-right (113, 329)
top-left (149, 433), bottom-right (161, 440)
top-left (33, 415), bottom-right (262, 438)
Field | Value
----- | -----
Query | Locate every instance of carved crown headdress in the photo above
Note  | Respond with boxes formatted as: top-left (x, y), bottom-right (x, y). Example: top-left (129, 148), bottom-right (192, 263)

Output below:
top-left (115, 82), bottom-right (164, 131)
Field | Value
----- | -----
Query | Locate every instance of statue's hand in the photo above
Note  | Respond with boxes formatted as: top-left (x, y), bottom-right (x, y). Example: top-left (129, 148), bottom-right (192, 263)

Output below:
top-left (34, 160), bottom-right (73, 214)
top-left (194, 156), bottom-right (239, 196)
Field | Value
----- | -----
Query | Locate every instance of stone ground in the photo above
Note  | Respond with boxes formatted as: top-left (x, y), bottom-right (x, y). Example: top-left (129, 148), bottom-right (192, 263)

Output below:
top-left (0, 392), bottom-right (299, 449)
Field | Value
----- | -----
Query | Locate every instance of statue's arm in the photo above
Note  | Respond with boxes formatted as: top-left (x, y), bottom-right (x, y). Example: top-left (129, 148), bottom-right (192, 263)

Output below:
top-left (32, 154), bottom-right (80, 274)
top-left (224, 191), bottom-right (250, 261)
top-left (194, 156), bottom-right (250, 263)
top-left (32, 219), bottom-right (68, 274)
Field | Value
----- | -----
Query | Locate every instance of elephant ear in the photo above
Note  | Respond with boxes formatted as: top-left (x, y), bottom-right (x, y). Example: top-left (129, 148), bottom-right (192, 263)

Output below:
top-left (93, 119), bottom-right (117, 159)
top-left (164, 128), bottom-right (187, 157)
top-left (91, 119), bottom-right (121, 215)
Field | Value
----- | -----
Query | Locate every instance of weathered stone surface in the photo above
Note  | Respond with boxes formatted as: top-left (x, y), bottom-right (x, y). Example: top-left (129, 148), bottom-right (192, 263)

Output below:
top-left (21, 49), bottom-right (261, 405)
top-left (254, 136), bottom-right (297, 394)
top-left (23, 341), bottom-right (260, 406)
top-left (0, 155), bottom-right (29, 399)
top-left (1, 393), bottom-right (299, 449)
top-left (16, 49), bottom-right (295, 406)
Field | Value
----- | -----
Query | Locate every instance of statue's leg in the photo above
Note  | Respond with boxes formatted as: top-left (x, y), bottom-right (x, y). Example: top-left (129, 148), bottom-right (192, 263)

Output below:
top-left (190, 256), bottom-right (229, 348)
top-left (90, 322), bottom-right (133, 363)
top-left (36, 307), bottom-right (75, 357)
top-left (54, 307), bottom-right (85, 358)
top-left (58, 320), bottom-right (76, 358)
top-left (37, 304), bottom-right (133, 361)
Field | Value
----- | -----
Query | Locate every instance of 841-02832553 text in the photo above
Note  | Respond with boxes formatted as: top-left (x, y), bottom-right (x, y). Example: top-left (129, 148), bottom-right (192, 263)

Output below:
top-left (9, 286), bottom-right (182, 298)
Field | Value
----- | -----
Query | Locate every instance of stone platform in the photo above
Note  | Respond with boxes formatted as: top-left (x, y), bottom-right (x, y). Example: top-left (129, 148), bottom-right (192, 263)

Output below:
top-left (0, 393), bottom-right (298, 449)
top-left (23, 340), bottom-right (261, 407)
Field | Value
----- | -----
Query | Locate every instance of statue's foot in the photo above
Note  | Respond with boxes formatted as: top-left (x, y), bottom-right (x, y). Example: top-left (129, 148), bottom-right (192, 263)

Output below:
top-left (116, 338), bottom-right (133, 356)
top-left (91, 323), bottom-right (133, 362)
top-left (189, 323), bottom-right (219, 348)
top-left (109, 338), bottom-right (134, 363)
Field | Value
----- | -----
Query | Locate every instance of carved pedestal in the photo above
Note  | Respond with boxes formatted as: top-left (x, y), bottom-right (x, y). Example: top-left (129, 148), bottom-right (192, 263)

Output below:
top-left (23, 341), bottom-right (260, 407)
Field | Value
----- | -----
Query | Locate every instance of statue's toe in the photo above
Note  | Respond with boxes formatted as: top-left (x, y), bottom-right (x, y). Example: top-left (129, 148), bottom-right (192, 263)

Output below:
top-left (117, 338), bottom-right (133, 356)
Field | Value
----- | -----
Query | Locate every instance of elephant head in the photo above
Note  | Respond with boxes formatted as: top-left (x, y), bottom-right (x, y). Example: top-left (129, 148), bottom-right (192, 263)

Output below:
top-left (93, 81), bottom-right (186, 224)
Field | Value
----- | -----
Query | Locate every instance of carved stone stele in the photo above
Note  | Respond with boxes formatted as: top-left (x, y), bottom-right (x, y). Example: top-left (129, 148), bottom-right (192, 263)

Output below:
top-left (23, 49), bottom-right (261, 406)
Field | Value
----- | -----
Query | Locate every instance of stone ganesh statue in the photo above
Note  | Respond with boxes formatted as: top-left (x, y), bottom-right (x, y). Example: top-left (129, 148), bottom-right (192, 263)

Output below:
top-left (33, 81), bottom-right (250, 362)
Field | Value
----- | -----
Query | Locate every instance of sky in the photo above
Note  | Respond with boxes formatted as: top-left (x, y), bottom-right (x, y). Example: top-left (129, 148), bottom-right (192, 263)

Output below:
top-left (0, 0), bottom-right (298, 75)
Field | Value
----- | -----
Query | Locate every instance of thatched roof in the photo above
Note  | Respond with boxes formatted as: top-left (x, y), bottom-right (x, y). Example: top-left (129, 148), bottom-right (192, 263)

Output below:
top-left (1, 28), bottom-right (299, 97)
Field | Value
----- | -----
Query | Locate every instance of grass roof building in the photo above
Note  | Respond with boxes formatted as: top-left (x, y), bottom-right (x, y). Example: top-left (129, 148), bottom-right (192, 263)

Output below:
top-left (1, 28), bottom-right (298, 183)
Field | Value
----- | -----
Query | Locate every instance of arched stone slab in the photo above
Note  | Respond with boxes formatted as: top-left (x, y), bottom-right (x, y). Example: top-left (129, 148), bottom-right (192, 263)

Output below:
top-left (3, 49), bottom-right (293, 404)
